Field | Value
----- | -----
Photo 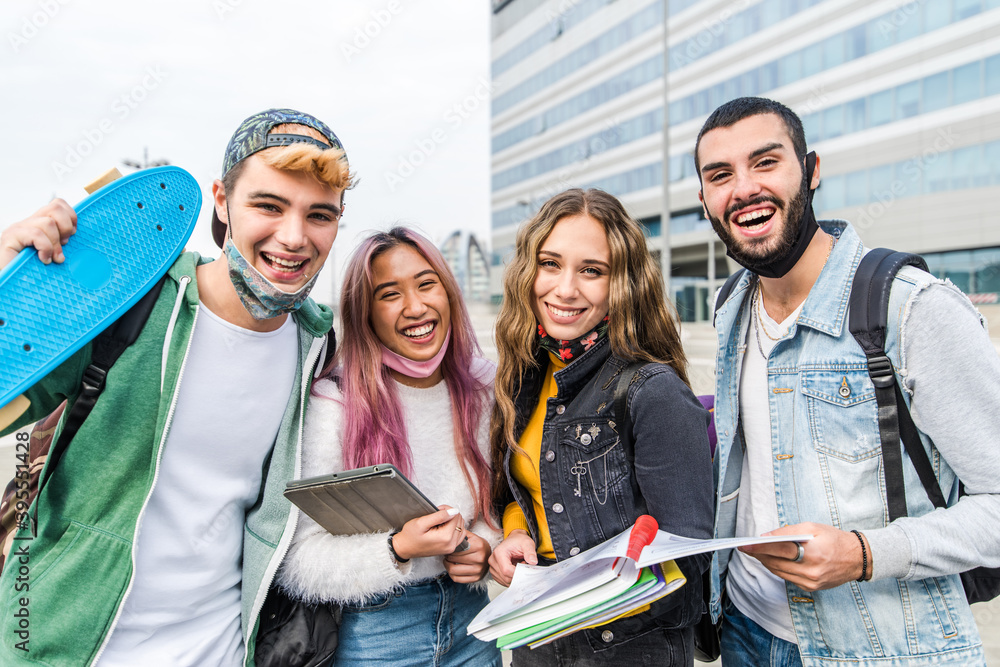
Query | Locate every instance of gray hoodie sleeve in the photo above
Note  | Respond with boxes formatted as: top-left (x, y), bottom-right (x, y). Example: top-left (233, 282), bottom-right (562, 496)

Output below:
top-left (864, 281), bottom-right (1000, 581)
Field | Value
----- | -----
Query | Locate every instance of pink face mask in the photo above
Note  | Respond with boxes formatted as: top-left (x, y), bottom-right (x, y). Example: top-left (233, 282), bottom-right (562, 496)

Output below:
top-left (381, 328), bottom-right (452, 379)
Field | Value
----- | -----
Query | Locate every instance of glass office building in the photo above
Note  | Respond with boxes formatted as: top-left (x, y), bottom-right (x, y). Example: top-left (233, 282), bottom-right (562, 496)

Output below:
top-left (490, 0), bottom-right (1000, 319)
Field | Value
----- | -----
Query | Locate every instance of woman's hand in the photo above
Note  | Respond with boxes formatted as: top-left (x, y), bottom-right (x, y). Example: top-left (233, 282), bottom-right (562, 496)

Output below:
top-left (0, 199), bottom-right (77, 269)
top-left (444, 531), bottom-right (492, 583)
top-left (487, 529), bottom-right (537, 587)
top-left (390, 506), bottom-right (467, 561)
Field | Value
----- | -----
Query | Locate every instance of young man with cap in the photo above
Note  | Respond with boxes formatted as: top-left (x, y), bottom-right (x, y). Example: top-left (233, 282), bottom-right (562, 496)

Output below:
top-left (698, 96), bottom-right (1000, 666)
top-left (0, 108), bottom-right (353, 665)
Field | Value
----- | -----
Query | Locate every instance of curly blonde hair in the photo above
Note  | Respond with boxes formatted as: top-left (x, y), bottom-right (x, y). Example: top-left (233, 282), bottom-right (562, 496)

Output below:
top-left (489, 188), bottom-right (689, 500)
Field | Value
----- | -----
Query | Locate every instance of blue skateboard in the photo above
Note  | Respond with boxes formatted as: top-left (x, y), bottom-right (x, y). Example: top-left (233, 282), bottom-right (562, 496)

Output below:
top-left (0, 166), bottom-right (201, 410)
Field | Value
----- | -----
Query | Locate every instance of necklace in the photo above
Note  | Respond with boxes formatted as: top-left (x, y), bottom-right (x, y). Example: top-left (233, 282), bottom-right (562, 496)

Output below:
top-left (755, 235), bottom-right (836, 341)
top-left (755, 281), bottom-right (782, 342)
top-left (751, 284), bottom-right (769, 359)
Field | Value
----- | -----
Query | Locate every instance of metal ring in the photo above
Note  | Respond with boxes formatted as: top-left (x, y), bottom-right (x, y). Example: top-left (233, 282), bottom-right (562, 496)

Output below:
top-left (455, 525), bottom-right (463, 532)
top-left (792, 542), bottom-right (806, 563)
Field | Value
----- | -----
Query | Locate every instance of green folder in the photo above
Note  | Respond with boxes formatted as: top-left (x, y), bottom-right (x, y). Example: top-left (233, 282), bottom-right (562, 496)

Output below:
top-left (497, 566), bottom-right (665, 650)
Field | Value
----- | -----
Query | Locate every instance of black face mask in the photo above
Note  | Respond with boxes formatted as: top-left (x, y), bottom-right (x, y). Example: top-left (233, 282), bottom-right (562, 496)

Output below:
top-left (709, 152), bottom-right (819, 279)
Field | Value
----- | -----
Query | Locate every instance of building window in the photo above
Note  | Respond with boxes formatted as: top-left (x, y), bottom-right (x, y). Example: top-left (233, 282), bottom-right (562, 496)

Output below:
top-left (923, 71), bottom-right (951, 112)
top-left (823, 106), bottom-right (844, 139)
top-left (951, 146), bottom-right (978, 189)
top-left (986, 54), bottom-right (1000, 96)
top-left (845, 171), bottom-right (868, 206)
top-left (845, 98), bottom-right (867, 134)
top-left (923, 1), bottom-right (950, 30)
top-left (869, 164), bottom-right (894, 201)
top-left (954, 61), bottom-right (981, 104)
top-left (813, 141), bottom-right (998, 216)
top-left (895, 81), bottom-right (921, 118)
top-left (821, 174), bottom-right (845, 209)
top-left (870, 90), bottom-right (893, 126)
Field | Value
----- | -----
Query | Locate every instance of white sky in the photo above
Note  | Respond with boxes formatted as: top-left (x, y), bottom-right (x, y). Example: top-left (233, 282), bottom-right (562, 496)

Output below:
top-left (1, 0), bottom-right (491, 304)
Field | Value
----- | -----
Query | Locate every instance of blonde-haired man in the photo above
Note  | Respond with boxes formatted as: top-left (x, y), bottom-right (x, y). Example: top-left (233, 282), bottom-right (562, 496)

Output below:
top-left (0, 109), bottom-right (352, 665)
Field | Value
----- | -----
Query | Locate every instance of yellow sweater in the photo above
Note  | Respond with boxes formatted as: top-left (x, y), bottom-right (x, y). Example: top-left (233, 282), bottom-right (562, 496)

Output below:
top-left (502, 352), bottom-right (653, 621)
top-left (502, 352), bottom-right (566, 559)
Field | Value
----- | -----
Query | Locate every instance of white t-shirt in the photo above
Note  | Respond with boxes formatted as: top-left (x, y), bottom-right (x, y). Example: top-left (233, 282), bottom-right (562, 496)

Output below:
top-left (99, 306), bottom-right (298, 666)
top-left (727, 293), bottom-right (803, 644)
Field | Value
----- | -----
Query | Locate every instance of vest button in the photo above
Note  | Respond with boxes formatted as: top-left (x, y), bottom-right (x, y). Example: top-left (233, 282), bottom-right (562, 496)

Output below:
top-left (569, 546), bottom-right (580, 556)
top-left (580, 433), bottom-right (592, 445)
top-left (545, 450), bottom-right (556, 462)
top-left (552, 503), bottom-right (564, 513)
top-left (556, 405), bottom-right (566, 415)
top-left (602, 630), bottom-right (614, 642)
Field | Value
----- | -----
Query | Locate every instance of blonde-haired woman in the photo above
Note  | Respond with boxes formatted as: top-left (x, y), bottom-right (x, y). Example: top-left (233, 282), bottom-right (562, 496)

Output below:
top-left (488, 188), bottom-right (713, 665)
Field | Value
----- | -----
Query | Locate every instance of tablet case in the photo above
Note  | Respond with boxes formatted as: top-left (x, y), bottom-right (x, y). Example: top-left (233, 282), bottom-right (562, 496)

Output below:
top-left (284, 464), bottom-right (438, 536)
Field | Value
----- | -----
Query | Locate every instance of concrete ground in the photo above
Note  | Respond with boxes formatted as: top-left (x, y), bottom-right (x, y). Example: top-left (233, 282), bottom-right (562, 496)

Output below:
top-left (1, 301), bottom-right (998, 662)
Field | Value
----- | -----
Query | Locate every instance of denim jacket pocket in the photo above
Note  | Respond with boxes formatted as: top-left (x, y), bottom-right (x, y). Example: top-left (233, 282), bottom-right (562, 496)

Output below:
top-left (801, 368), bottom-right (880, 462)
top-left (560, 421), bottom-right (627, 503)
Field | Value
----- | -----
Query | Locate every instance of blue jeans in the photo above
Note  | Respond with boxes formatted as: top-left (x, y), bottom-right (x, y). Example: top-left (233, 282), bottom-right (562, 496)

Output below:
top-left (720, 597), bottom-right (802, 667)
top-left (334, 575), bottom-right (500, 666)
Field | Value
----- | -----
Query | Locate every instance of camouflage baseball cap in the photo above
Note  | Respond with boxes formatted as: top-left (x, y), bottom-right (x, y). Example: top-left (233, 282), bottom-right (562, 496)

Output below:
top-left (212, 108), bottom-right (348, 248)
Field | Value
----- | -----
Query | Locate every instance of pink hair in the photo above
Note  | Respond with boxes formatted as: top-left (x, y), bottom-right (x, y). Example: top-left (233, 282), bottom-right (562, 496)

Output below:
top-left (322, 227), bottom-right (494, 526)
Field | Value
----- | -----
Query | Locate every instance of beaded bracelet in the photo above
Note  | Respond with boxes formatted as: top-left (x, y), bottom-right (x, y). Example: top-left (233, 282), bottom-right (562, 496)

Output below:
top-left (388, 530), bottom-right (409, 564)
top-left (851, 529), bottom-right (868, 582)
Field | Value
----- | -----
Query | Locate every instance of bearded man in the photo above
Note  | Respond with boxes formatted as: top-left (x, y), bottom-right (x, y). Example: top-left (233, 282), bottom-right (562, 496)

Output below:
top-left (698, 96), bottom-right (1000, 667)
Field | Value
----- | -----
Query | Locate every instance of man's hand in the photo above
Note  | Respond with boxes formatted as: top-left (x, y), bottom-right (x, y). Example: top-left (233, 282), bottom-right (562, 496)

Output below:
top-left (444, 531), bottom-right (492, 583)
top-left (739, 522), bottom-right (870, 592)
top-left (0, 200), bottom-right (77, 270)
top-left (390, 506), bottom-right (467, 561)
top-left (488, 529), bottom-right (537, 587)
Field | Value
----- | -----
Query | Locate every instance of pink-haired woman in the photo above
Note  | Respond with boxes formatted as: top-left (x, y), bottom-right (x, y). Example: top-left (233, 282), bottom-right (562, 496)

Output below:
top-left (276, 227), bottom-right (501, 666)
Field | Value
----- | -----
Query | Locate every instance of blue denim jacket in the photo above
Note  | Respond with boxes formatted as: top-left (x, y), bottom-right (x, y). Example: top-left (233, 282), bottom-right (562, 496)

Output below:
top-left (710, 221), bottom-right (986, 666)
top-left (498, 337), bottom-right (714, 650)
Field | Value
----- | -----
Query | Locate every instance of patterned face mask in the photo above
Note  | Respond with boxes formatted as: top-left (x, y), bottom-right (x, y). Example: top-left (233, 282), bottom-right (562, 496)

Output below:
top-left (223, 230), bottom-right (320, 320)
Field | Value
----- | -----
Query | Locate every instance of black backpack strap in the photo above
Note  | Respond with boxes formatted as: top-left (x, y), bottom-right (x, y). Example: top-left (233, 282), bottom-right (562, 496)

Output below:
top-left (712, 269), bottom-right (748, 327)
top-left (323, 328), bottom-right (337, 370)
top-left (894, 381), bottom-right (948, 510)
top-left (848, 249), bottom-right (934, 522)
top-left (32, 276), bottom-right (166, 533)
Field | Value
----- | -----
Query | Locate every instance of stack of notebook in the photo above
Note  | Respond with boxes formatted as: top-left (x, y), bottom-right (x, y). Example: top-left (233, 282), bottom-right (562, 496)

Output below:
top-left (469, 516), bottom-right (811, 650)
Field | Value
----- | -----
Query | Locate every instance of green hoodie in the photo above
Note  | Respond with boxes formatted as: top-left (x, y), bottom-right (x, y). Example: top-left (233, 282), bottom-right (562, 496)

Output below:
top-left (0, 252), bottom-right (334, 665)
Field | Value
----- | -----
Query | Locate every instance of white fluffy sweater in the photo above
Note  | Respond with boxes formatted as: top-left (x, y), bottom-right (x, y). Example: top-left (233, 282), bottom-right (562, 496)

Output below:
top-left (276, 358), bottom-right (500, 605)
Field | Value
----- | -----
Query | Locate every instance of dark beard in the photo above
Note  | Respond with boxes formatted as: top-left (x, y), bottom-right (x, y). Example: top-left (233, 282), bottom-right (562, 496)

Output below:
top-left (707, 175), bottom-right (809, 275)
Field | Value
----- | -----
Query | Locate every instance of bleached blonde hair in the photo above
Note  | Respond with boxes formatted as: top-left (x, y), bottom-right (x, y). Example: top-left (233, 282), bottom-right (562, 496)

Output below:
top-left (224, 123), bottom-right (355, 195)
